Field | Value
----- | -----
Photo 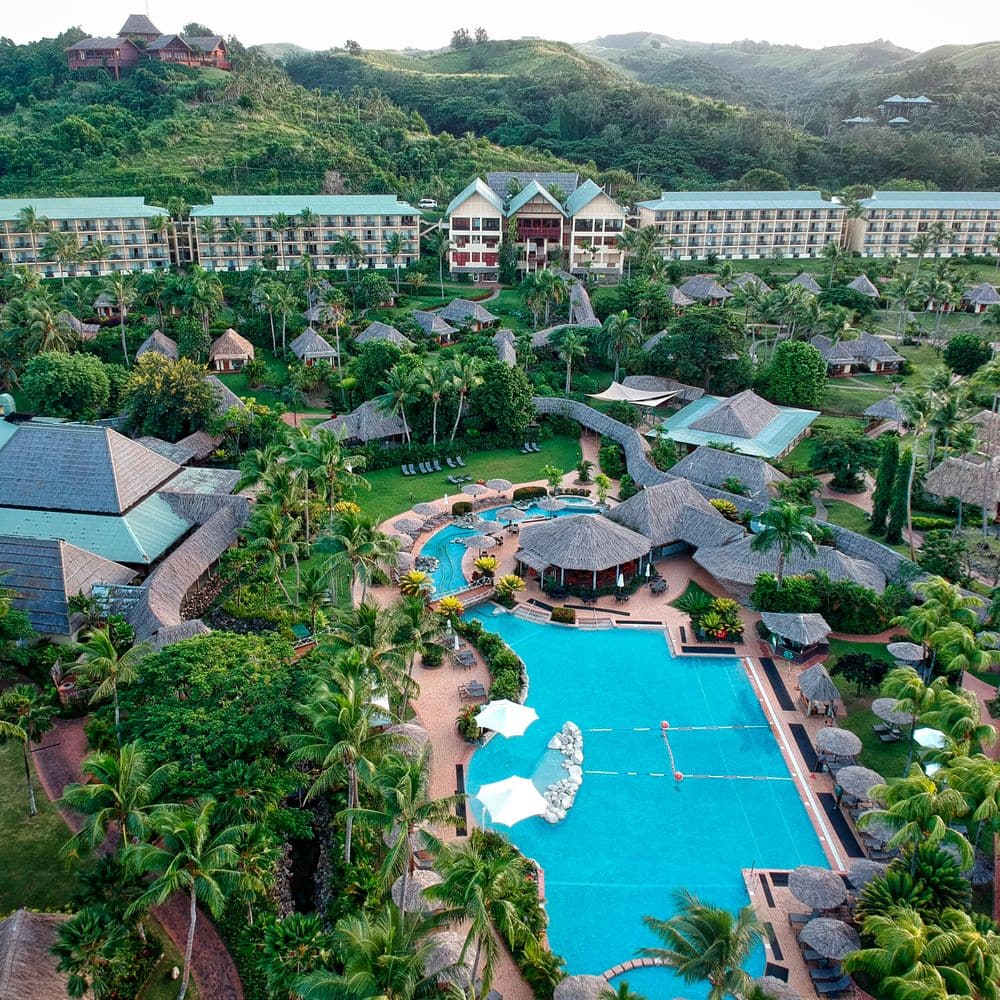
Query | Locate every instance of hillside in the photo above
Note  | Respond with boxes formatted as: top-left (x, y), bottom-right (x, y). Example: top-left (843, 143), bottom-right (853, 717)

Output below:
top-left (0, 32), bottom-right (586, 207)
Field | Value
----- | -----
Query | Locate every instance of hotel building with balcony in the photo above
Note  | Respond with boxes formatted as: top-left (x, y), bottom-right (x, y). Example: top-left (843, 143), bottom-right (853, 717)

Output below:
top-left (189, 195), bottom-right (421, 272)
top-left (0, 197), bottom-right (171, 277)
top-left (636, 190), bottom-right (846, 261)
top-left (849, 191), bottom-right (1000, 258)
top-left (446, 173), bottom-right (626, 281)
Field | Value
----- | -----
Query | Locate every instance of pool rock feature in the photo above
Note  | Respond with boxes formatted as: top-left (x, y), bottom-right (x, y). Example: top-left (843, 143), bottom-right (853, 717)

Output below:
top-left (414, 555), bottom-right (439, 572)
top-left (543, 722), bottom-right (584, 824)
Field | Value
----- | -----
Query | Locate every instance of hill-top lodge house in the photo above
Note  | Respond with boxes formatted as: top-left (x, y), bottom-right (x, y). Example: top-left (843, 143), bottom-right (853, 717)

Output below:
top-left (66, 14), bottom-right (230, 77)
top-left (3, 184), bottom-right (1000, 279)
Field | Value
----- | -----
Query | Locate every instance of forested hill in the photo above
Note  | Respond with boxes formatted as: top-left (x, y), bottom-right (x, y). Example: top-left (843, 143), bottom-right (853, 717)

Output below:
top-left (0, 32), bottom-right (585, 206)
top-left (284, 37), bottom-right (1000, 192)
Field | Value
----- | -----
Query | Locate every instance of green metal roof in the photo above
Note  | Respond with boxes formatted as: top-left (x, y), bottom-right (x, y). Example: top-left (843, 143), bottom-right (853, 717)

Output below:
top-left (506, 180), bottom-right (566, 216)
top-left (0, 493), bottom-right (190, 565)
top-left (564, 179), bottom-right (615, 216)
top-left (0, 197), bottom-right (168, 222)
top-left (446, 178), bottom-right (505, 217)
top-left (862, 191), bottom-right (1000, 209)
top-left (190, 195), bottom-right (421, 217)
top-left (638, 190), bottom-right (842, 212)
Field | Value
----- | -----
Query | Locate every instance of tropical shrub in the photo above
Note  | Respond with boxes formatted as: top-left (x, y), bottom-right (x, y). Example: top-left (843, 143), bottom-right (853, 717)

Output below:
top-left (598, 440), bottom-right (626, 479)
top-left (473, 556), bottom-right (498, 578)
top-left (494, 573), bottom-right (526, 608)
top-left (512, 486), bottom-right (546, 501)
top-left (452, 501), bottom-right (473, 515)
top-left (550, 606), bottom-right (576, 624)
top-left (619, 473), bottom-right (638, 500)
top-left (437, 595), bottom-right (465, 619)
top-left (398, 570), bottom-right (432, 597)
top-left (911, 515), bottom-right (954, 530)
top-left (421, 645), bottom-right (444, 668)
top-left (490, 670), bottom-right (522, 700)
top-left (456, 704), bottom-right (482, 742)
top-left (830, 652), bottom-right (890, 695)
top-left (709, 498), bottom-right (741, 521)
top-left (854, 869), bottom-right (932, 925)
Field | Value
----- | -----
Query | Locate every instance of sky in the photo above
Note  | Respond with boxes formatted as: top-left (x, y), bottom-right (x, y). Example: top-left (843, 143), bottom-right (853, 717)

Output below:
top-left (5, 0), bottom-right (992, 53)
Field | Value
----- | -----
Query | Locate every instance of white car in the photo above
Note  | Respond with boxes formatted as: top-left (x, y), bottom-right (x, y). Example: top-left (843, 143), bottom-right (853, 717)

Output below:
top-left (418, 198), bottom-right (438, 210)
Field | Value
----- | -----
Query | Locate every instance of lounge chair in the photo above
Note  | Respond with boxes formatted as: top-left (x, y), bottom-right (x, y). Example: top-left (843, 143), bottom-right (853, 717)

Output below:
top-left (531, 442), bottom-right (542, 452)
top-left (433, 459), bottom-right (443, 472)
top-left (814, 976), bottom-right (852, 996)
top-left (879, 730), bottom-right (901, 743)
top-left (402, 465), bottom-right (411, 476)
top-left (521, 444), bottom-right (531, 453)
top-left (420, 462), bottom-right (431, 474)
top-left (801, 949), bottom-right (825, 963)
top-left (459, 681), bottom-right (487, 699)
top-left (456, 455), bottom-right (465, 466)
top-left (810, 968), bottom-right (843, 982)
top-left (446, 457), bottom-right (457, 468)
top-left (872, 722), bottom-right (891, 734)
top-left (788, 913), bottom-right (812, 926)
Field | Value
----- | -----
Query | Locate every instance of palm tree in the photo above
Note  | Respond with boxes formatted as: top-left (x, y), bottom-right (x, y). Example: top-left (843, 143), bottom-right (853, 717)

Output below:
top-left (749, 501), bottom-right (817, 586)
top-left (908, 232), bottom-right (934, 271)
top-left (376, 364), bottom-right (421, 445)
top-left (296, 906), bottom-right (436, 1000)
top-left (288, 666), bottom-right (389, 864)
top-left (317, 509), bottom-right (398, 604)
top-left (242, 504), bottom-right (298, 604)
top-left (73, 628), bottom-right (153, 744)
top-left (349, 747), bottom-right (460, 897)
top-left (138, 268), bottom-right (168, 330)
top-left (61, 742), bottom-right (176, 857)
top-left (947, 754), bottom-right (1000, 852)
top-left (821, 240), bottom-right (845, 287)
top-left (639, 890), bottom-right (764, 1000)
top-left (311, 428), bottom-right (369, 523)
top-left (897, 388), bottom-right (934, 559)
top-left (17, 205), bottom-right (50, 266)
top-left (928, 622), bottom-right (1000, 683)
top-left (126, 798), bottom-right (243, 1000)
top-left (270, 212), bottom-right (292, 270)
top-left (447, 355), bottom-right (483, 442)
top-left (261, 912), bottom-right (336, 999)
top-left (103, 272), bottom-right (136, 365)
top-left (408, 271), bottom-right (428, 296)
top-left (271, 281), bottom-right (299, 357)
top-left (881, 665), bottom-right (949, 771)
top-left (384, 231), bottom-right (404, 292)
top-left (320, 287), bottom-right (350, 403)
top-left (0, 683), bottom-right (55, 816)
top-left (23, 297), bottom-right (74, 353)
top-left (53, 904), bottom-right (131, 999)
top-left (393, 596), bottom-right (439, 717)
top-left (600, 310), bottom-right (641, 383)
top-left (887, 274), bottom-right (923, 335)
top-left (419, 362), bottom-right (451, 446)
top-left (427, 230), bottom-right (450, 299)
top-left (224, 219), bottom-right (252, 272)
top-left (181, 266), bottom-right (224, 337)
top-left (924, 690), bottom-right (998, 752)
top-left (537, 268), bottom-right (569, 325)
top-left (197, 217), bottom-right (218, 263)
top-left (327, 602), bottom-right (409, 706)
top-left (86, 239), bottom-right (112, 275)
top-left (557, 330), bottom-right (588, 394)
top-left (429, 836), bottom-right (531, 994)
top-left (332, 233), bottom-right (362, 282)
top-left (233, 443), bottom-right (282, 494)
top-left (43, 231), bottom-right (83, 287)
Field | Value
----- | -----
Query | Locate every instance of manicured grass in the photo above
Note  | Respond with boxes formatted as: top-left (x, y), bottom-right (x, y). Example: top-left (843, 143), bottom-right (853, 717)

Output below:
top-left (822, 382), bottom-right (888, 417)
top-left (0, 743), bottom-right (76, 913)
top-left (828, 639), bottom-right (910, 777)
top-left (823, 499), bottom-right (912, 557)
top-left (215, 349), bottom-right (327, 414)
top-left (783, 416), bottom-right (866, 473)
top-left (358, 434), bottom-right (583, 522)
top-left (139, 922), bottom-right (199, 1000)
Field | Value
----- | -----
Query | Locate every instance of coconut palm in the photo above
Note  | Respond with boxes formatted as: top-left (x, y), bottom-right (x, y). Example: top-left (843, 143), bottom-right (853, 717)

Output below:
top-left (17, 205), bottom-right (50, 266)
top-left (270, 280), bottom-right (299, 356)
top-left (0, 683), bottom-right (55, 816)
top-left (288, 663), bottom-right (390, 864)
top-left (103, 272), bottom-right (136, 365)
top-left (447, 354), bottom-right (483, 441)
top-left (137, 267), bottom-right (168, 330)
top-left (126, 798), bottom-right (243, 1000)
top-left (821, 240), bottom-right (846, 287)
top-left (393, 596), bottom-right (439, 715)
top-left (897, 388), bottom-right (934, 558)
top-left (881, 666), bottom-right (950, 770)
top-left (860, 764), bottom-right (973, 869)
top-left (429, 835), bottom-right (532, 994)
top-left (384, 231), bottom-right (404, 292)
top-left (320, 286), bottom-right (350, 403)
top-left (924, 689), bottom-right (998, 751)
top-left (53, 903), bottom-right (132, 999)
top-left (23, 296), bottom-right (75, 353)
top-left (270, 212), bottom-right (292, 270)
top-left (261, 912), bottom-right (337, 999)
top-left (557, 330), bottom-right (588, 394)
top-left (318, 508), bottom-right (398, 604)
top-left (376, 364), bottom-right (421, 445)
top-left (749, 501), bottom-right (817, 586)
top-left (946, 754), bottom-right (1000, 852)
top-left (242, 503), bottom-right (298, 603)
top-left (73, 629), bottom-right (153, 743)
top-left (332, 233), bottom-right (362, 282)
top-left (929, 622), bottom-right (1000, 684)
top-left (43, 231), bottom-right (83, 287)
top-left (887, 274), bottom-right (923, 335)
top-left (180, 266), bottom-right (224, 337)
top-left (327, 602), bottom-right (409, 706)
top-left (61, 743), bottom-right (176, 857)
top-left (419, 362), bottom-right (451, 446)
top-left (426, 229), bottom-right (450, 299)
top-left (233, 442), bottom-right (282, 493)
top-left (223, 219), bottom-right (251, 272)
top-left (639, 889), bottom-right (764, 1000)
top-left (537, 268), bottom-right (569, 325)
top-left (600, 310), bottom-right (641, 383)
top-left (309, 428), bottom-right (369, 523)
top-left (296, 906), bottom-right (436, 1000)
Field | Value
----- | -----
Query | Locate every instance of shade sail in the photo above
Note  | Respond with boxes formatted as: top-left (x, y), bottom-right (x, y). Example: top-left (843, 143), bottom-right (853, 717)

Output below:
top-left (476, 775), bottom-right (547, 826)
top-left (587, 381), bottom-right (679, 405)
top-left (475, 699), bottom-right (538, 738)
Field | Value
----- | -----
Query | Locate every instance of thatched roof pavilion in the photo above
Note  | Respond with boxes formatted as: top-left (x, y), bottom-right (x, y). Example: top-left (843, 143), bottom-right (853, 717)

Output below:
top-left (517, 513), bottom-right (650, 589)
top-left (864, 395), bottom-right (906, 425)
top-left (848, 274), bottom-right (880, 298)
top-left (924, 453), bottom-right (1000, 508)
top-left (0, 909), bottom-right (71, 999)
top-left (760, 611), bottom-right (831, 663)
top-left (554, 975), bottom-right (609, 1000)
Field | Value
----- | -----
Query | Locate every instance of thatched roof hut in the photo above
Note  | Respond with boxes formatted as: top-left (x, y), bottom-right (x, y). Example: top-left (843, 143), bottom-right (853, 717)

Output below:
top-left (208, 328), bottom-right (255, 369)
top-left (356, 321), bottom-right (413, 348)
top-left (789, 272), bottom-right (822, 295)
top-left (848, 274), bottom-right (880, 298)
top-left (760, 612), bottom-right (831, 647)
top-left (313, 401), bottom-right (406, 444)
top-left (289, 327), bottom-right (337, 364)
top-left (797, 663), bottom-right (841, 707)
top-left (679, 275), bottom-right (732, 302)
top-left (422, 930), bottom-right (473, 988)
top-left (553, 974), bottom-right (609, 1000)
top-left (0, 909), bottom-right (71, 999)
top-left (136, 329), bottom-right (179, 360)
top-left (728, 272), bottom-right (772, 294)
top-left (924, 454), bottom-right (1000, 506)
top-left (690, 390), bottom-right (781, 439)
top-left (864, 395), bottom-right (906, 424)
top-left (669, 446), bottom-right (788, 500)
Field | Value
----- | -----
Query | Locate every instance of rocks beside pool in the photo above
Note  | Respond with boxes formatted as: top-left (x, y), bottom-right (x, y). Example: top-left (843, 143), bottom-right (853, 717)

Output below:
top-left (543, 722), bottom-right (584, 824)
top-left (415, 555), bottom-right (439, 572)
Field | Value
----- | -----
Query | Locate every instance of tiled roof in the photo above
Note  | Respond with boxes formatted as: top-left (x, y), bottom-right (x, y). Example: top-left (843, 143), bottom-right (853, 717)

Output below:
top-left (191, 195), bottom-right (421, 217)
top-left (185, 35), bottom-right (224, 51)
top-left (0, 536), bottom-right (135, 635)
top-left (638, 190), bottom-right (841, 212)
top-left (66, 36), bottom-right (138, 51)
top-left (147, 34), bottom-right (190, 51)
top-left (208, 328), bottom-right (255, 361)
top-left (446, 178), bottom-right (504, 217)
top-left (289, 327), bottom-right (337, 360)
top-left (356, 321), bottom-right (413, 347)
top-left (0, 423), bottom-right (180, 515)
top-left (0, 197), bottom-right (167, 222)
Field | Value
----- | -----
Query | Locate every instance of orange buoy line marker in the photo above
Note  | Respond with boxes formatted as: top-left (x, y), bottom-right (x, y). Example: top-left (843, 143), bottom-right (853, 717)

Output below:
top-left (660, 721), bottom-right (683, 781)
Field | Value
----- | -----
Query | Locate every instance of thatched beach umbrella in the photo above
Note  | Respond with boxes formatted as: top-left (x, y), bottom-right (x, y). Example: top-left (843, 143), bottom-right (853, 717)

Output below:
top-left (847, 859), bottom-right (888, 890)
top-left (396, 552), bottom-right (416, 573)
top-left (394, 516), bottom-right (424, 535)
top-left (753, 977), bottom-right (802, 1000)
top-left (538, 497), bottom-right (566, 513)
top-left (887, 641), bottom-right (923, 663)
top-left (789, 865), bottom-right (848, 910)
top-left (390, 870), bottom-right (442, 913)
top-left (553, 975), bottom-right (608, 1000)
top-left (385, 722), bottom-right (430, 759)
top-left (456, 533), bottom-right (498, 550)
top-left (486, 478), bottom-right (513, 492)
top-left (856, 811), bottom-right (895, 847)
top-left (422, 930), bottom-right (473, 988)
top-left (383, 820), bottom-right (434, 852)
top-left (872, 698), bottom-right (914, 726)
top-left (816, 728), bottom-right (862, 758)
top-left (797, 664), bottom-right (840, 705)
top-left (495, 506), bottom-right (526, 523)
top-left (412, 502), bottom-right (441, 516)
top-left (462, 483), bottom-right (490, 498)
top-left (465, 517), bottom-right (494, 533)
top-left (799, 918), bottom-right (860, 960)
top-left (836, 766), bottom-right (884, 799)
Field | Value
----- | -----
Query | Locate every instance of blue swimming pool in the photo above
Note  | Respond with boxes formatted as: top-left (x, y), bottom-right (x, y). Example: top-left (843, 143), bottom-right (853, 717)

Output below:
top-left (465, 608), bottom-right (828, 997)
top-left (420, 501), bottom-right (601, 595)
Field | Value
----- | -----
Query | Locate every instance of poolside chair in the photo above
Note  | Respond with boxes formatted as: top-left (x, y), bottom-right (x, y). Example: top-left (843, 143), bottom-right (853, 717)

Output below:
top-left (433, 459), bottom-right (443, 472)
top-left (401, 465), bottom-right (411, 476)
top-left (521, 444), bottom-right (531, 453)
top-left (446, 457), bottom-right (457, 468)
top-left (531, 442), bottom-right (542, 452)
top-left (814, 976), bottom-right (852, 996)
top-left (788, 912), bottom-right (812, 926)
top-left (420, 462), bottom-right (431, 474)
top-left (409, 464), bottom-right (419, 476)
top-left (801, 949), bottom-right (825, 964)
top-left (456, 455), bottom-right (465, 466)
top-left (810, 968), bottom-right (844, 982)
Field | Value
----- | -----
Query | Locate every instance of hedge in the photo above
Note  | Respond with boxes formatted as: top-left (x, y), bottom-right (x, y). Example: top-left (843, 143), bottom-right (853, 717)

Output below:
top-left (513, 486), bottom-right (546, 501)
top-left (551, 607), bottom-right (576, 624)
top-left (456, 617), bottom-right (528, 701)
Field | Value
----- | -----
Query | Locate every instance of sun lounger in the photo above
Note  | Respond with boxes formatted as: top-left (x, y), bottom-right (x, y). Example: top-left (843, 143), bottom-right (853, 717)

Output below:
top-left (422, 462), bottom-right (433, 474)
top-left (814, 976), bottom-right (852, 995)
top-left (810, 968), bottom-right (843, 982)
top-left (521, 444), bottom-right (531, 453)
top-left (879, 730), bottom-right (901, 743)
top-left (531, 442), bottom-right (541, 452)
top-left (872, 722), bottom-right (891, 734)
top-left (459, 681), bottom-right (487, 699)
top-left (789, 913), bottom-right (812, 925)
top-left (409, 464), bottom-right (419, 476)
top-left (801, 949), bottom-right (825, 963)
top-left (456, 456), bottom-right (465, 466)
top-left (446, 457), bottom-right (457, 468)
top-left (433, 459), bottom-right (443, 472)
top-left (402, 465), bottom-right (412, 476)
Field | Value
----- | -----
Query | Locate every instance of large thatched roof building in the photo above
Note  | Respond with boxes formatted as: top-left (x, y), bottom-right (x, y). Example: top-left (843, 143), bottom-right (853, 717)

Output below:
top-left (669, 446), bottom-right (788, 500)
top-left (314, 400), bottom-right (406, 444)
top-left (516, 513), bottom-right (651, 589)
top-left (0, 909), bottom-right (71, 999)
top-left (924, 453), bottom-right (1000, 510)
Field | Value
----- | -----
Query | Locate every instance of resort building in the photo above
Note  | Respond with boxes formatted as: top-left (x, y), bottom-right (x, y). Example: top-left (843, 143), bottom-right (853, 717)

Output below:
top-left (653, 390), bottom-right (819, 460)
top-left (668, 446), bottom-right (789, 501)
top-left (67, 14), bottom-right (231, 74)
top-left (189, 195), bottom-right (421, 273)
top-left (962, 282), bottom-right (1000, 314)
top-left (849, 192), bottom-right (1000, 258)
top-left (289, 328), bottom-right (338, 366)
top-left (878, 95), bottom-right (936, 118)
top-left (413, 310), bottom-right (458, 343)
top-left (635, 191), bottom-right (845, 261)
top-left (136, 330), bottom-right (179, 361)
top-left (208, 329), bottom-right (255, 372)
top-left (446, 173), bottom-right (626, 281)
top-left (313, 401), bottom-right (406, 445)
top-left (0, 197), bottom-right (171, 276)
top-left (355, 321), bottom-right (413, 348)
top-left (809, 333), bottom-right (903, 376)
top-left (437, 298), bottom-right (500, 331)
top-left (679, 275), bottom-right (732, 305)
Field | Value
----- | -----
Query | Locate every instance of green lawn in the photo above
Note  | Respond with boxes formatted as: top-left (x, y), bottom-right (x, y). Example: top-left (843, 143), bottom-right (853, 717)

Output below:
top-left (823, 498), bottom-right (912, 557)
top-left (139, 922), bottom-right (199, 1000)
top-left (822, 382), bottom-right (889, 417)
top-left (0, 744), bottom-right (75, 914)
top-left (783, 416), bottom-right (866, 473)
top-left (828, 639), bottom-right (911, 777)
top-left (358, 434), bottom-right (583, 522)
top-left (215, 350), bottom-right (327, 414)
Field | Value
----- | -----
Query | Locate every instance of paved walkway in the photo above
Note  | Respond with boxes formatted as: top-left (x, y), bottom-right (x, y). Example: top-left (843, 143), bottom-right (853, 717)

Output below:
top-left (31, 717), bottom-right (243, 1000)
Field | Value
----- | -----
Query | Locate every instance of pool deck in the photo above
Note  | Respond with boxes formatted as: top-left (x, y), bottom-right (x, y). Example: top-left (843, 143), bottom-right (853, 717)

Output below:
top-left (374, 471), bottom-right (878, 1000)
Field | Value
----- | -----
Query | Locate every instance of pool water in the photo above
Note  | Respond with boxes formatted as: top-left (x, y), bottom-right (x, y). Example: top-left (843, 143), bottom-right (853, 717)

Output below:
top-left (465, 609), bottom-right (827, 997)
top-left (420, 501), bottom-right (600, 595)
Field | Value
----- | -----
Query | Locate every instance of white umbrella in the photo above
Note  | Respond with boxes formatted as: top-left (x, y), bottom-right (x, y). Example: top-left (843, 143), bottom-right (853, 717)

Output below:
top-left (872, 697), bottom-right (914, 726)
top-left (495, 506), bottom-right (526, 523)
top-left (616, 571), bottom-right (625, 588)
top-left (475, 699), bottom-right (538, 738)
top-left (914, 727), bottom-right (947, 749)
top-left (486, 478), bottom-right (513, 492)
top-left (462, 483), bottom-right (490, 497)
top-left (645, 562), bottom-right (652, 578)
top-left (476, 776), bottom-right (547, 826)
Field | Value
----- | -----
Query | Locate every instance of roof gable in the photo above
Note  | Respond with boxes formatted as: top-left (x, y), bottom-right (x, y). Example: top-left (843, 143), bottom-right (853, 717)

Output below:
top-left (446, 178), bottom-right (505, 217)
top-left (565, 179), bottom-right (615, 216)
top-left (789, 272), bottom-right (822, 295)
top-left (136, 330), bottom-right (178, 360)
top-left (506, 180), bottom-right (566, 216)
top-left (669, 445), bottom-right (788, 498)
top-left (486, 171), bottom-right (579, 200)
top-left (690, 390), bottom-right (780, 439)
